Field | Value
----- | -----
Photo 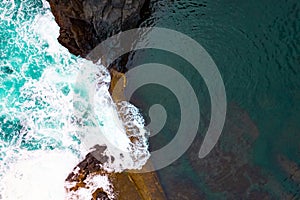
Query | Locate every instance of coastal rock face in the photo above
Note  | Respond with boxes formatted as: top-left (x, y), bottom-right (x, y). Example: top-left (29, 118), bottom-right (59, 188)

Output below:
top-left (65, 145), bottom-right (166, 200)
top-left (47, 0), bottom-right (148, 57)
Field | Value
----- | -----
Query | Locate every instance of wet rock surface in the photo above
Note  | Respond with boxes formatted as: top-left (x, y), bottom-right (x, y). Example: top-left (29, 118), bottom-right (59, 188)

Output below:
top-left (65, 146), bottom-right (166, 200)
top-left (47, 0), bottom-right (149, 57)
top-left (93, 189), bottom-right (110, 200)
top-left (64, 72), bottom-right (166, 199)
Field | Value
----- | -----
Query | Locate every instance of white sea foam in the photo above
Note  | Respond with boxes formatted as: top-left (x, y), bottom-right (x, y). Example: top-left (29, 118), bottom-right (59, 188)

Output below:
top-left (66, 173), bottom-right (114, 200)
top-left (78, 64), bottom-right (150, 172)
top-left (0, 0), bottom-right (150, 199)
top-left (1, 150), bottom-right (79, 200)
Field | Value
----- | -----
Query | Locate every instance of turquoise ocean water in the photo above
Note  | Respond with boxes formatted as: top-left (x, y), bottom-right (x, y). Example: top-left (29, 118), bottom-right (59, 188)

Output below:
top-left (0, 0), bottom-right (149, 199)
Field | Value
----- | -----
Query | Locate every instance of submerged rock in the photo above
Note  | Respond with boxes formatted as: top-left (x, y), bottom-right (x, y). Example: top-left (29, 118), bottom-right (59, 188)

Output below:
top-left (47, 0), bottom-right (149, 57)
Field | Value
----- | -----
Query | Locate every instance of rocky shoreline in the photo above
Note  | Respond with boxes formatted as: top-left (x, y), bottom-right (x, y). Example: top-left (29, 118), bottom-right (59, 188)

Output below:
top-left (47, 0), bottom-right (166, 199)
top-left (46, 1), bottom-right (300, 199)
top-left (64, 70), bottom-right (166, 199)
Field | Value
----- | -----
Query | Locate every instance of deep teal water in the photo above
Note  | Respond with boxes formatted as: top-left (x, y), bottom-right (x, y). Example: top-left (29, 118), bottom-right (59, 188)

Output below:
top-left (127, 0), bottom-right (300, 199)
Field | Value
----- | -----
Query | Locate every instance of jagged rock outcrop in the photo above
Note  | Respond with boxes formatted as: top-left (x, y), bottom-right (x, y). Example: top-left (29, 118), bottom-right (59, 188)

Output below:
top-left (65, 145), bottom-right (166, 200)
top-left (47, 0), bottom-right (149, 57)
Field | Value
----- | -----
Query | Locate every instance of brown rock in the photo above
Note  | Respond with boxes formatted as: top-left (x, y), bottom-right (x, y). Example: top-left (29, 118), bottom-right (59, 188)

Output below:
top-left (65, 150), bottom-right (166, 200)
top-left (92, 188), bottom-right (110, 200)
top-left (64, 70), bottom-right (166, 200)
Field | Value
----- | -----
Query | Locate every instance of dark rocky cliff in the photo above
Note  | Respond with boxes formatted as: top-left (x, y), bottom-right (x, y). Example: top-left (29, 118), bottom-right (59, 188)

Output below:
top-left (47, 0), bottom-right (149, 57)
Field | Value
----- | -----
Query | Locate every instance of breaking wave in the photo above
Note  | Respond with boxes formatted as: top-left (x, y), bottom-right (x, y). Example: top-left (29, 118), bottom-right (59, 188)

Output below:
top-left (0, 0), bottom-right (150, 199)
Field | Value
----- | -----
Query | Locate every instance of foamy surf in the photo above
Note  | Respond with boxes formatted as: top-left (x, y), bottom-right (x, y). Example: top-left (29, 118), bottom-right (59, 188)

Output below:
top-left (1, 150), bottom-right (80, 200)
top-left (0, 0), bottom-right (150, 199)
top-left (66, 171), bottom-right (114, 200)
